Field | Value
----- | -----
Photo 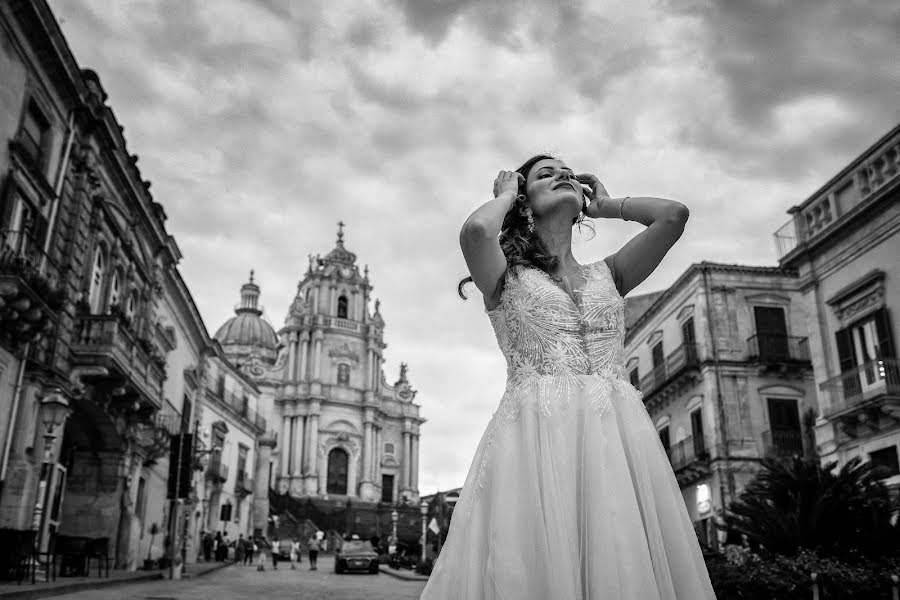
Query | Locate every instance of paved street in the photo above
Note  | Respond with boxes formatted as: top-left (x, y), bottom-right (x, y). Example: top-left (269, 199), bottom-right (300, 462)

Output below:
top-left (51, 561), bottom-right (427, 600)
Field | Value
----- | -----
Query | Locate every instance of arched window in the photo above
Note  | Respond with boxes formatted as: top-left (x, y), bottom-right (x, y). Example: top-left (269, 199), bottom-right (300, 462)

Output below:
top-left (326, 448), bottom-right (349, 495)
top-left (337, 295), bottom-right (348, 319)
top-left (107, 270), bottom-right (121, 311)
top-left (125, 291), bottom-right (138, 320)
top-left (88, 246), bottom-right (105, 314)
top-left (337, 364), bottom-right (350, 386)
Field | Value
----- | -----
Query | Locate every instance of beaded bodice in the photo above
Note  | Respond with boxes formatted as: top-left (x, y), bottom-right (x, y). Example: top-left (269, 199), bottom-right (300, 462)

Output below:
top-left (485, 260), bottom-right (627, 388)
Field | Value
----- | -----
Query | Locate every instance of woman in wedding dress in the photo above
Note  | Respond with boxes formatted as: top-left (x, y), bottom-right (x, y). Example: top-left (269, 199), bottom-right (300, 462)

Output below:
top-left (419, 155), bottom-right (717, 599)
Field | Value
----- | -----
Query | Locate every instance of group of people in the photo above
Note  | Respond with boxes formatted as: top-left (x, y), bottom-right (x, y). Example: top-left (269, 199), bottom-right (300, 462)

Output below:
top-left (199, 529), bottom-right (324, 571)
top-left (267, 533), bottom-right (323, 571)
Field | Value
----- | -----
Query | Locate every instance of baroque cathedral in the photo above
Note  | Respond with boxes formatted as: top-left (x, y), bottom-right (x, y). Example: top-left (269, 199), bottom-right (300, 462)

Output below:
top-left (212, 223), bottom-right (425, 506)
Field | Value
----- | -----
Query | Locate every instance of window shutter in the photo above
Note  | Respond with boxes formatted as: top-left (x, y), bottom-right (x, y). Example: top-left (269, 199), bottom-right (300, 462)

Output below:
top-left (835, 326), bottom-right (861, 399)
top-left (873, 308), bottom-right (896, 359)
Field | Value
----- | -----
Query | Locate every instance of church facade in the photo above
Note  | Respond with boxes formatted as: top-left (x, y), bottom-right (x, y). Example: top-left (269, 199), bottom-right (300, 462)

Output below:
top-left (214, 224), bottom-right (425, 507)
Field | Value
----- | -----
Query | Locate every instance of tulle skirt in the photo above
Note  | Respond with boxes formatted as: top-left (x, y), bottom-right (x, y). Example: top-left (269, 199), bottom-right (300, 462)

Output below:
top-left (419, 374), bottom-right (717, 600)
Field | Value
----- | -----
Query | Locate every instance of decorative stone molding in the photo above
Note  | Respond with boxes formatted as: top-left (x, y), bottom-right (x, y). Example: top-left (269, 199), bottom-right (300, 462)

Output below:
top-left (646, 330), bottom-right (663, 347)
top-left (826, 269), bottom-right (885, 324)
top-left (327, 342), bottom-right (360, 364)
top-left (676, 305), bottom-right (695, 321)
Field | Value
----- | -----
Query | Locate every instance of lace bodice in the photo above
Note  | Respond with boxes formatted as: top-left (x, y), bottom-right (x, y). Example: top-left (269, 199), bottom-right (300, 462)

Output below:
top-left (485, 259), bottom-right (628, 393)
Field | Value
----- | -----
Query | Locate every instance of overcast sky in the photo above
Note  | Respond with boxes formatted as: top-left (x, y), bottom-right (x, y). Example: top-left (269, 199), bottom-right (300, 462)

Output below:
top-left (50, 0), bottom-right (899, 494)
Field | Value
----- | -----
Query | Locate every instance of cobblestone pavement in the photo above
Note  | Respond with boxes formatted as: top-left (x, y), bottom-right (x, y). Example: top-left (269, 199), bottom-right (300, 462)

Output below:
top-left (51, 560), bottom-right (427, 600)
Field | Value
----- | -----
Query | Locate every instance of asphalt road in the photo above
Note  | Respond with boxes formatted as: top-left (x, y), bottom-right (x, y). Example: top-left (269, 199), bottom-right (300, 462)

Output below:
top-left (51, 560), bottom-right (427, 600)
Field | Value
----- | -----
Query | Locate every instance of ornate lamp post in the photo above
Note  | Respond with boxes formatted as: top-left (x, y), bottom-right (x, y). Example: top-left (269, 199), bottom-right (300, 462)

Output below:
top-left (31, 390), bottom-right (71, 541)
top-left (419, 500), bottom-right (428, 563)
top-left (390, 509), bottom-right (398, 553)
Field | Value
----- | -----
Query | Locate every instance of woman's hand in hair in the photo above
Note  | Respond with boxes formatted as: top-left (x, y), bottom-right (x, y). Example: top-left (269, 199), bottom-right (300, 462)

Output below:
top-left (493, 170), bottom-right (524, 199)
top-left (577, 173), bottom-right (611, 218)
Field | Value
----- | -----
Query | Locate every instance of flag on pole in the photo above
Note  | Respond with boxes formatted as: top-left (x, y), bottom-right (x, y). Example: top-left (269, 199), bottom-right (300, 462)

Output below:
top-left (428, 517), bottom-right (440, 535)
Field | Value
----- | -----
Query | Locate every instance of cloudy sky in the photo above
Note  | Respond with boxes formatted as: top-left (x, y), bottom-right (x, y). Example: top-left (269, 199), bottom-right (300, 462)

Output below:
top-left (50, 0), bottom-right (899, 494)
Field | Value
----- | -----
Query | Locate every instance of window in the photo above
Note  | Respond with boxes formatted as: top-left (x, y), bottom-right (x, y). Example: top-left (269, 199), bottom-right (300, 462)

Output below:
top-left (381, 474), bottom-right (394, 503)
top-left (658, 426), bottom-right (670, 450)
top-left (754, 306), bottom-right (789, 361)
top-left (216, 374), bottom-right (226, 398)
top-left (7, 190), bottom-right (48, 250)
top-left (108, 271), bottom-right (121, 311)
top-left (835, 308), bottom-right (897, 397)
top-left (384, 443), bottom-right (394, 455)
top-left (682, 318), bottom-right (696, 344)
top-left (326, 448), bottom-right (349, 494)
top-left (136, 477), bottom-right (147, 526)
top-left (337, 295), bottom-right (348, 319)
top-left (651, 342), bottom-right (664, 369)
top-left (628, 367), bottom-right (639, 388)
top-left (125, 291), bottom-right (138, 320)
top-left (19, 99), bottom-right (49, 167)
top-left (181, 395), bottom-right (192, 433)
top-left (690, 408), bottom-right (706, 456)
top-left (219, 502), bottom-right (232, 522)
top-left (870, 446), bottom-right (900, 479)
top-left (337, 364), bottom-right (350, 386)
top-left (88, 246), bottom-right (106, 314)
top-left (237, 445), bottom-right (248, 483)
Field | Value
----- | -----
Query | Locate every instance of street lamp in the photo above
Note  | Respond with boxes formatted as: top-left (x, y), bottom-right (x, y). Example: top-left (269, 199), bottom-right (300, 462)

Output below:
top-left (31, 390), bottom-right (71, 536)
top-left (390, 509), bottom-right (398, 553)
top-left (419, 500), bottom-right (428, 563)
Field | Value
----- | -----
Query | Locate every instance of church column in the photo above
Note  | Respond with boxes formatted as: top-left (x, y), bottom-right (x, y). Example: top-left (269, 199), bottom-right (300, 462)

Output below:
top-left (362, 421), bottom-right (373, 483)
top-left (299, 332), bottom-right (310, 381)
top-left (348, 449), bottom-right (358, 496)
top-left (292, 415), bottom-right (305, 476)
top-left (281, 415), bottom-right (292, 476)
top-left (313, 284), bottom-right (320, 313)
top-left (411, 434), bottom-right (419, 492)
top-left (287, 331), bottom-right (298, 380)
top-left (400, 431), bottom-right (410, 491)
top-left (329, 284), bottom-right (337, 316)
top-left (312, 333), bottom-right (323, 381)
top-left (306, 408), bottom-right (320, 476)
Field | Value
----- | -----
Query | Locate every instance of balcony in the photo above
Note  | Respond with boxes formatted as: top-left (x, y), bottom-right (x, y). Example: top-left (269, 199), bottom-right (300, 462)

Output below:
top-left (667, 435), bottom-right (711, 487)
top-left (69, 314), bottom-right (167, 410)
top-left (639, 342), bottom-right (702, 410)
top-left (235, 472), bottom-right (254, 497)
top-left (760, 429), bottom-right (805, 458)
top-left (0, 229), bottom-right (64, 351)
top-left (819, 358), bottom-right (900, 440)
top-left (773, 125), bottom-right (899, 263)
top-left (206, 457), bottom-right (229, 484)
top-left (746, 334), bottom-right (811, 366)
top-left (206, 388), bottom-right (267, 432)
top-left (320, 316), bottom-right (361, 333)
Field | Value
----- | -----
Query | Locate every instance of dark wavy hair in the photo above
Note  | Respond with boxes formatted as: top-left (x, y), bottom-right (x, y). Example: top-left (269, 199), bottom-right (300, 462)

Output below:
top-left (457, 154), bottom-right (596, 300)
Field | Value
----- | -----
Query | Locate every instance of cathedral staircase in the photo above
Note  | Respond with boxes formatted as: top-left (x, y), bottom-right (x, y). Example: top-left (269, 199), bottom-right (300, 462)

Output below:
top-left (269, 490), bottom-right (424, 544)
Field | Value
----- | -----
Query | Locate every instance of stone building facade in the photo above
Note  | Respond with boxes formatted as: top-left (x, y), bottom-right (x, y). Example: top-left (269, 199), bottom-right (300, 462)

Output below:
top-left (0, 0), bottom-right (271, 570)
top-left (773, 123), bottom-right (900, 487)
top-left (213, 225), bottom-right (426, 510)
top-left (623, 263), bottom-right (818, 550)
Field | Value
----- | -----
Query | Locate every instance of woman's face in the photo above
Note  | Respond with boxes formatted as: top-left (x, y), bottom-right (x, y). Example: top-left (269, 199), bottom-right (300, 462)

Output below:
top-left (524, 158), bottom-right (583, 219)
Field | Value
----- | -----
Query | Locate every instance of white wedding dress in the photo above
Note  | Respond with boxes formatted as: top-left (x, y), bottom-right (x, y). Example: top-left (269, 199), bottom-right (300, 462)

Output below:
top-left (420, 259), bottom-right (717, 599)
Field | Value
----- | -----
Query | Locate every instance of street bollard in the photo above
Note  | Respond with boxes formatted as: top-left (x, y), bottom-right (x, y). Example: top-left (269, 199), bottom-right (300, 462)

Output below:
top-left (811, 572), bottom-right (819, 600)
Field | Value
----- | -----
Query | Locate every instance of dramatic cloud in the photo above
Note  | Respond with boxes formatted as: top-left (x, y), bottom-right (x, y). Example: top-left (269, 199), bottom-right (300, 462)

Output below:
top-left (50, 0), bottom-right (899, 493)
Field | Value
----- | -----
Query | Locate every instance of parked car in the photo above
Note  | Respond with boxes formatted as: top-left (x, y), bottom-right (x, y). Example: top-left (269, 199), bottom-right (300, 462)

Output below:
top-left (334, 540), bottom-right (379, 574)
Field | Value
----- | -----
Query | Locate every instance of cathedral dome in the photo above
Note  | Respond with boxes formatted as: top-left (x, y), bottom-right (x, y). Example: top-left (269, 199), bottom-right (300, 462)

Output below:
top-left (214, 270), bottom-right (278, 351)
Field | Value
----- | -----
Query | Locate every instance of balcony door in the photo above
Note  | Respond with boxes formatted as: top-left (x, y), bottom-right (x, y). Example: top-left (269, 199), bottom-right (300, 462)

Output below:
top-left (754, 306), bottom-right (789, 361)
top-left (835, 308), bottom-right (897, 400)
top-left (767, 398), bottom-right (802, 456)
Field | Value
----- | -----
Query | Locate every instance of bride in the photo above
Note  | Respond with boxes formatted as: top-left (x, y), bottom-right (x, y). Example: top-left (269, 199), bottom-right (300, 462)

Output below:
top-left (419, 155), bottom-right (717, 599)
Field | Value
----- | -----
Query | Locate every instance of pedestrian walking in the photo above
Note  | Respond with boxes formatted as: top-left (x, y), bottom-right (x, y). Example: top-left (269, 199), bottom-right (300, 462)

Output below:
top-left (214, 532), bottom-right (224, 561)
top-left (289, 538), bottom-right (299, 570)
top-left (254, 538), bottom-right (265, 571)
top-left (202, 530), bottom-right (214, 562)
top-left (306, 534), bottom-right (320, 570)
top-left (243, 537), bottom-right (253, 565)
top-left (271, 536), bottom-right (280, 569)
top-left (234, 534), bottom-right (245, 565)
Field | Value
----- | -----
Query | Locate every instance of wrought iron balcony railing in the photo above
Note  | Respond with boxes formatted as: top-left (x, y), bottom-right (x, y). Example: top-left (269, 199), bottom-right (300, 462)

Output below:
top-left (760, 429), bottom-right (804, 458)
top-left (746, 333), bottom-right (811, 363)
top-left (819, 358), bottom-right (900, 420)
top-left (639, 342), bottom-right (700, 400)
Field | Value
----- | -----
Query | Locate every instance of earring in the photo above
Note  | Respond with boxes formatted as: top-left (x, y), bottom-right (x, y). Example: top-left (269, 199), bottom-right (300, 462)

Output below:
top-left (525, 206), bottom-right (535, 233)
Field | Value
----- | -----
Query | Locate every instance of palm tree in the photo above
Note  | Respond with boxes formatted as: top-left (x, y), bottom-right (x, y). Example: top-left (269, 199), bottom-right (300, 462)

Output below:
top-left (725, 456), bottom-right (899, 559)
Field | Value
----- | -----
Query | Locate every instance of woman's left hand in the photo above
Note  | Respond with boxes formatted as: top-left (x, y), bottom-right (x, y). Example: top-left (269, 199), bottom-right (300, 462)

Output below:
top-left (576, 173), bottom-right (611, 218)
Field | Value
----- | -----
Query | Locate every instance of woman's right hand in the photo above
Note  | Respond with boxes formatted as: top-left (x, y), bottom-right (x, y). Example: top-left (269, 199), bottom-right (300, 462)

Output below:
top-left (493, 170), bottom-right (524, 199)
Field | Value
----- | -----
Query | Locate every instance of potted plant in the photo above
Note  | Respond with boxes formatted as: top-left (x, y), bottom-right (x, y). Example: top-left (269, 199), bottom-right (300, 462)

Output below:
top-left (143, 522), bottom-right (159, 570)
